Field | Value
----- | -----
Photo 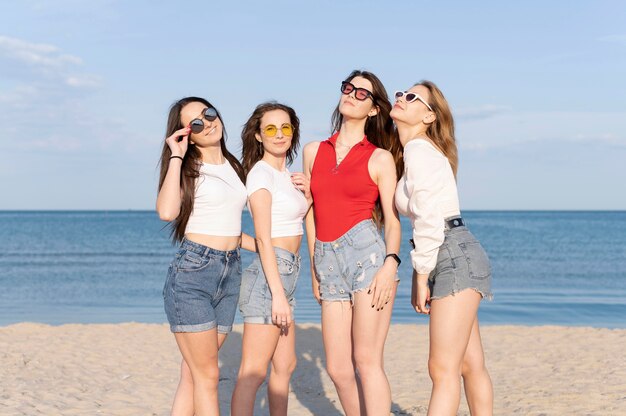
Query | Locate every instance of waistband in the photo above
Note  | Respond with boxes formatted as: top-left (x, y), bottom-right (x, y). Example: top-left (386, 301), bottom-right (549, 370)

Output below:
top-left (409, 216), bottom-right (467, 248)
top-left (315, 219), bottom-right (378, 247)
top-left (180, 238), bottom-right (240, 258)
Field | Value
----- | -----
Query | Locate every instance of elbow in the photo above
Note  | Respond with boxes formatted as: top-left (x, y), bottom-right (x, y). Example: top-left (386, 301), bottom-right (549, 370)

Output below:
top-left (255, 237), bottom-right (272, 251)
top-left (156, 206), bottom-right (179, 222)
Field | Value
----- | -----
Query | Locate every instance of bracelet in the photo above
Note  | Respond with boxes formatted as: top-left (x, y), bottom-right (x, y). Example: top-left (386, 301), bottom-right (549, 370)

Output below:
top-left (385, 253), bottom-right (401, 266)
top-left (170, 156), bottom-right (184, 162)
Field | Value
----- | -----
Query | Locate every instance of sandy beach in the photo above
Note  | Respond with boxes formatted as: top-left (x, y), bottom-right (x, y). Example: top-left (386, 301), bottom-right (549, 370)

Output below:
top-left (1, 322), bottom-right (624, 415)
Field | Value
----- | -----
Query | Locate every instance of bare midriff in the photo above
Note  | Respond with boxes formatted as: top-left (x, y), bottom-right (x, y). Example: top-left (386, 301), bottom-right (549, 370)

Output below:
top-left (269, 235), bottom-right (303, 256)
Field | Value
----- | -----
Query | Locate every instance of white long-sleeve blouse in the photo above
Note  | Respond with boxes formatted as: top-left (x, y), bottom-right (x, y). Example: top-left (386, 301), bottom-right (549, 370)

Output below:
top-left (394, 138), bottom-right (460, 275)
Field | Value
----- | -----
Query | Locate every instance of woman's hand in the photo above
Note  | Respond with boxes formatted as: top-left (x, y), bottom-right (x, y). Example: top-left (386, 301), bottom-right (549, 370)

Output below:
top-left (272, 291), bottom-right (293, 328)
top-left (411, 272), bottom-right (431, 315)
top-left (368, 261), bottom-right (397, 311)
top-left (165, 126), bottom-right (191, 158)
top-left (290, 172), bottom-right (312, 203)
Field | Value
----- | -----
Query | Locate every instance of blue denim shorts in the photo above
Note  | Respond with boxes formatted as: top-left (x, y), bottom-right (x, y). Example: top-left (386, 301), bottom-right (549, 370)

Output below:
top-left (429, 224), bottom-right (493, 301)
top-left (239, 247), bottom-right (300, 324)
top-left (313, 219), bottom-right (388, 302)
top-left (163, 239), bottom-right (242, 333)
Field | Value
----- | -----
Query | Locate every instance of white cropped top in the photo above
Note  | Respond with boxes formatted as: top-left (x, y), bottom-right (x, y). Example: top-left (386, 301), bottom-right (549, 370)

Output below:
top-left (394, 139), bottom-right (461, 275)
top-left (185, 161), bottom-right (247, 236)
top-left (246, 160), bottom-right (309, 238)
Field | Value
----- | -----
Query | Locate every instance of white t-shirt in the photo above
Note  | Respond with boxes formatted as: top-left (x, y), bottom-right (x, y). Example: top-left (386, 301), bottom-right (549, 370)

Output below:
top-left (185, 161), bottom-right (247, 236)
top-left (246, 160), bottom-right (309, 238)
top-left (394, 139), bottom-right (461, 275)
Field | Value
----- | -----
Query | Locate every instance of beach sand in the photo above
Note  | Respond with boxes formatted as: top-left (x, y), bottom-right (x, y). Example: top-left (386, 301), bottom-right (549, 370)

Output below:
top-left (1, 322), bottom-right (624, 415)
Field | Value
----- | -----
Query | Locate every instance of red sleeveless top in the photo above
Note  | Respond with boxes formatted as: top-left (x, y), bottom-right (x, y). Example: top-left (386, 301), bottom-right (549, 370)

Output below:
top-left (310, 132), bottom-right (379, 241)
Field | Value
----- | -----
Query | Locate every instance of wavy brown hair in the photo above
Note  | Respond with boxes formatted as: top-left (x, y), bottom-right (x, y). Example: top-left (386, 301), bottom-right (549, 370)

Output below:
top-left (415, 80), bottom-right (458, 177)
top-left (241, 102), bottom-right (301, 175)
top-left (158, 97), bottom-right (245, 243)
top-left (331, 70), bottom-right (401, 228)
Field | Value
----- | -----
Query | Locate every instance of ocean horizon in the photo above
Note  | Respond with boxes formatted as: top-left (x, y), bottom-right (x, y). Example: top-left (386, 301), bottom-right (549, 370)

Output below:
top-left (1, 210), bottom-right (625, 328)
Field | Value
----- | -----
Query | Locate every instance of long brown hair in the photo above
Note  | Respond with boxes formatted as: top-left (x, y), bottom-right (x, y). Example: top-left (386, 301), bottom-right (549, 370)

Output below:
top-left (158, 97), bottom-right (245, 243)
top-left (330, 70), bottom-right (401, 227)
top-left (416, 80), bottom-right (459, 177)
top-left (241, 102), bottom-right (301, 175)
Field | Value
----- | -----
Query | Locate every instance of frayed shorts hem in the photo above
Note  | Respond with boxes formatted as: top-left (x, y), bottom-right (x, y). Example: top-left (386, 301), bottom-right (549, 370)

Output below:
top-left (430, 287), bottom-right (494, 302)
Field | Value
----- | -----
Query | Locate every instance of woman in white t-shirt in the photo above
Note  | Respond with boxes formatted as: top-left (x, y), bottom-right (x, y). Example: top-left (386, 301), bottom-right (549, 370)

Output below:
top-left (231, 102), bottom-right (311, 416)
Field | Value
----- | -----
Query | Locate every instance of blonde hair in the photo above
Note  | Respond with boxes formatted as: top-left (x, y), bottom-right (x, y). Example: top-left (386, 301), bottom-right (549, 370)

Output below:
top-left (416, 80), bottom-right (458, 177)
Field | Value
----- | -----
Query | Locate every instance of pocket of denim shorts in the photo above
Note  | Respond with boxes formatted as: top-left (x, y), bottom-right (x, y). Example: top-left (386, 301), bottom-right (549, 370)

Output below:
top-left (178, 250), bottom-right (212, 272)
top-left (351, 226), bottom-right (379, 250)
top-left (239, 267), bottom-right (259, 306)
top-left (278, 260), bottom-right (298, 296)
top-left (458, 241), bottom-right (491, 280)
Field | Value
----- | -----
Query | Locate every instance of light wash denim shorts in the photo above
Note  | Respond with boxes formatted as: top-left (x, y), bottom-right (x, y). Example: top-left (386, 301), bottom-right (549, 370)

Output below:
top-left (163, 239), bottom-right (241, 333)
top-left (429, 221), bottom-right (493, 301)
top-left (313, 219), bottom-right (388, 302)
top-left (238, 247), bottom-right (301, 324)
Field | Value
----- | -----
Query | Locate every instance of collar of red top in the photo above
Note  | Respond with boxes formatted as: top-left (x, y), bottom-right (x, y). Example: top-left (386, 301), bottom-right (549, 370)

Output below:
top-left (328, 131), bottom-right (369, 147)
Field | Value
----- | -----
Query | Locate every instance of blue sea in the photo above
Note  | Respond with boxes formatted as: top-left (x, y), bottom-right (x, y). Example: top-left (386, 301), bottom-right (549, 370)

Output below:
top-left (1, 211), bottom-right (625, 328)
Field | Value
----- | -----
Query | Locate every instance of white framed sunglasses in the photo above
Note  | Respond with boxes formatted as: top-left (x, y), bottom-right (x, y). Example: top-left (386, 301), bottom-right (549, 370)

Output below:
top-left (394, 91), bottom-right (433, 111)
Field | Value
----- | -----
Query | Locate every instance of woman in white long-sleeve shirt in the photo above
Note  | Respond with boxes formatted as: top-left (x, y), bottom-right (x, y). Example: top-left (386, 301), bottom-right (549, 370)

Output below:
top-left (390, 81), bottom-right (493, 416)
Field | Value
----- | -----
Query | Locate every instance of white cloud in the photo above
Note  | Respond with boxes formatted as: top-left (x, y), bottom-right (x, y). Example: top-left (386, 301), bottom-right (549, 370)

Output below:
top-left (0, 35), bottom-right (99, 88)
top-left (0, 35), bottom-right (83, 69)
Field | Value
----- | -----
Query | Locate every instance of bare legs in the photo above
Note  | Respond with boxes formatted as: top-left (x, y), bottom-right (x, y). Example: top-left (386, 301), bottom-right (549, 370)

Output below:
top-left (171, 332), bottom-right (228, 416)
top-left (427, 289), bottom-right (493, 416)
top-left (322, 283), bottom-right (398, 416)
top-left (231, 324), bottom-right (296, 416)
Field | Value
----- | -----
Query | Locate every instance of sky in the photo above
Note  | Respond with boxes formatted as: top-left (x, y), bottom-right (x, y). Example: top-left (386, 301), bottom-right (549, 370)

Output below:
top-left (0, 0), bottom-right (625, 210)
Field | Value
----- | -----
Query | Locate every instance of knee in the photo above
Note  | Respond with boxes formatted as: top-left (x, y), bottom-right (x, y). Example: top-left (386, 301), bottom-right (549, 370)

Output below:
top-left (273, 356), bottom-right (297, 378)
top-left (353, 351), bottom-right (381, 378)
top-left (428, 356), bottom-right (461, 383)
top-left (238, 365), bottom-right (268, 389)
top-left (462, 354), bottom-right (486, 378)
top-left (191, 363), bottom-right (220, 387)
top-left (326, 361), bottom-right (355, 387)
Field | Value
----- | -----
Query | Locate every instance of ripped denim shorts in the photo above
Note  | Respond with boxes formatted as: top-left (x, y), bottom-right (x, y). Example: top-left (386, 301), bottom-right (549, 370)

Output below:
top-left (313, 219), bottom-right (389, 302)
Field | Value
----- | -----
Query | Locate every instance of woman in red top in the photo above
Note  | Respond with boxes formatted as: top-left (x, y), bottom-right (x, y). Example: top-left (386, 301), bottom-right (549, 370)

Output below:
top-left (303, 70), bottom-right (402, 416)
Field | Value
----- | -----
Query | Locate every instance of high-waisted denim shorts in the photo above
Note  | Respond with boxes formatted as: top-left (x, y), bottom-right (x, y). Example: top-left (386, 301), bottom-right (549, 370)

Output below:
top-left (429, 222), bottom-right (493, 301)
top-left (238, 247), bottom-right (301, 324)
top-left (163, 239), bottom-right (241, 333)
top-left (314, 219), bottom-right (390, 302)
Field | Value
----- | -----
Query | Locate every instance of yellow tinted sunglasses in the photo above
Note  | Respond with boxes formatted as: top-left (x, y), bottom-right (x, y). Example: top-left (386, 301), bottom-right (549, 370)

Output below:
top-left (261, 123), bottom-right (294, 137)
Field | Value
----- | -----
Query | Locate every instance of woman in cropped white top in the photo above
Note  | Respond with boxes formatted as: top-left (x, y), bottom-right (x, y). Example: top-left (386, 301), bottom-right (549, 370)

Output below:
top-left (156, 97), bottom-right (255, 416)
top-left (231, 102), bottom-right (311, 416)
top-left (391, 82), bottom-right (493, 415)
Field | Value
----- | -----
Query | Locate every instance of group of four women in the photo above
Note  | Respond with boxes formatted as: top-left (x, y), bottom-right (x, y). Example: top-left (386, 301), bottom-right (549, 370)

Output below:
top-left (156, 70), bottom-right (493, 416)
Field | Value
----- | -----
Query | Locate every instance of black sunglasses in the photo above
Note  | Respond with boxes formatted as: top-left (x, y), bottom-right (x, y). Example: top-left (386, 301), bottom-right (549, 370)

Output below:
top-left (340, 81), bottom-right (374, 101)
top-left (189, 107), bottom-right (218, 134)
